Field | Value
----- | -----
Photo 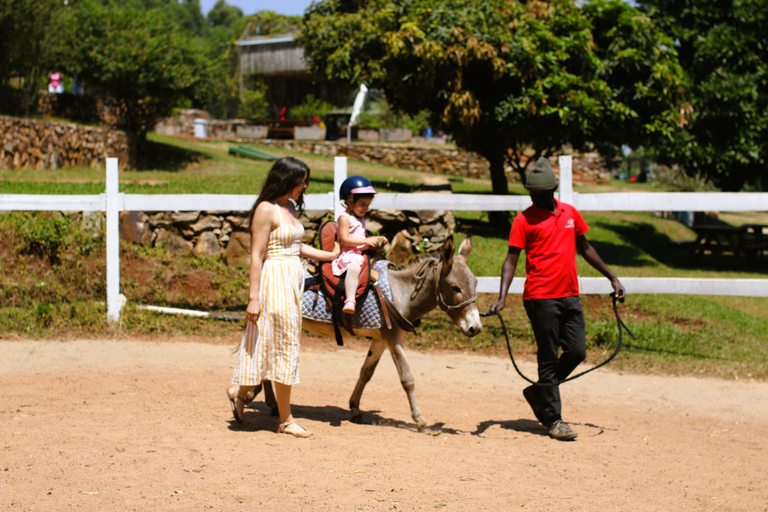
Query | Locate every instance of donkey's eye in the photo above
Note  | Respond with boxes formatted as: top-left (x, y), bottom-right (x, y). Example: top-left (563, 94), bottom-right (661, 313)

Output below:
top-left (451, 285), bottom-right (462, 293)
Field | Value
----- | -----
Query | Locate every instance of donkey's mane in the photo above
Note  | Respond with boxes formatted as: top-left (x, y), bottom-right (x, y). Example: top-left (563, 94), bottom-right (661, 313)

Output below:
top-left (393, 251), bottom-right (442, 271)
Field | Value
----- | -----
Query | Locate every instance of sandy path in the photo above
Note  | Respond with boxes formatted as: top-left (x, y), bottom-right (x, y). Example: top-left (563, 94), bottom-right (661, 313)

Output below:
top-left (1, 338), bottom-right (767, 511)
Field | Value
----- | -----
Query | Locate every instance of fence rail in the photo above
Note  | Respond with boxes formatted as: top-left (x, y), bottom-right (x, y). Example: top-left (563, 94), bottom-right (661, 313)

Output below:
top-left (2, 156), bottom-right (767, 323)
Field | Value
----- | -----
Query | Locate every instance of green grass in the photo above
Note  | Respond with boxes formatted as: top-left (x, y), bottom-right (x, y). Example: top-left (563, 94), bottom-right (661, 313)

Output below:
top-left (2, 134), bottom-right (767, 381)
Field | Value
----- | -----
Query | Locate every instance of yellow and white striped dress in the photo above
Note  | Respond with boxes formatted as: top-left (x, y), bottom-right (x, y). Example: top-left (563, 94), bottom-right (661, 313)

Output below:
top-left (232, 203), bottom-right (305, 386)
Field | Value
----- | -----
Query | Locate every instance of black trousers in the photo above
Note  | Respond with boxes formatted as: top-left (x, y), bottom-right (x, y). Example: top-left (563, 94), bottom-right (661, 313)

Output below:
top-left (523, 296), bottom-right (586, 426)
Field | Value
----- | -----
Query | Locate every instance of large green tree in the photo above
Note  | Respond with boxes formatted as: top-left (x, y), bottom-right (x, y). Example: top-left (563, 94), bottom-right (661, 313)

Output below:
top-left (300, 0), bottom-right (684, 195)
top-left (0, 0), bottom-right (62, 113)
top-left (639, 0), bottom-right (768, 191)
top-left (48, 0), bottom-right (210, 139)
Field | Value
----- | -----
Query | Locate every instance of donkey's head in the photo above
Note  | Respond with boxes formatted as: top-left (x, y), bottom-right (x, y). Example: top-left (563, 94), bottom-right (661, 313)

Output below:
top-left (437, 236), bottom-right (482, 337)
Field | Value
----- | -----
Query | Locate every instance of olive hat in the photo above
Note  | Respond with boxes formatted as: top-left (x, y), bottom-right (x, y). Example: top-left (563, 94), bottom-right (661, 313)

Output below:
top-left (525, 157), bottom-right (558, 191)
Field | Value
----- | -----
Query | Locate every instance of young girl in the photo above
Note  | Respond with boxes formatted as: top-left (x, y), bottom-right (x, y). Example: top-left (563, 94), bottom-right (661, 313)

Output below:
top-left (227, 156), bottom-right (339, 438)
top-left (332, 175), bottom-right (388, 314)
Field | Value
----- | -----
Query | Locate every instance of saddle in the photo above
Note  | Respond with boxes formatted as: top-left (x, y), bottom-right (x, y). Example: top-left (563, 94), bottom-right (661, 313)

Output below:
top-left (306, 220), bottom-right (391, 345)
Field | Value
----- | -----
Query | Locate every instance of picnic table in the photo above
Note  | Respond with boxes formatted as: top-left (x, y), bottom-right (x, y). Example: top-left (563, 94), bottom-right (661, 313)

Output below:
top-left (671, 223), bottom-right (768, 264)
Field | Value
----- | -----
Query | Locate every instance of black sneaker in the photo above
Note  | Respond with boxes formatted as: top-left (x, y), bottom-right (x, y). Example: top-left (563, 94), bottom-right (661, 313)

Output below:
top-left (523, 385), bottom-right (546, 424)
top-left (547, 420), bottom-right (578, 441)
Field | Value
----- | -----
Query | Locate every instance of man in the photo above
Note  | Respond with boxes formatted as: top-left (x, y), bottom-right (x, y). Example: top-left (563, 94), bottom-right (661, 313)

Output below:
top-left (488, 157), bottom-right (625, 441)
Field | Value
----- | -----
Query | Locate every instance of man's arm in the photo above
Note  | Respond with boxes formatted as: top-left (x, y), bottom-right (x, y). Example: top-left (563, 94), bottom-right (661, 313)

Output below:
top-left (576, 235), bottom-right (625, 299)
top-left (488, 246), bottom-right (522, 314)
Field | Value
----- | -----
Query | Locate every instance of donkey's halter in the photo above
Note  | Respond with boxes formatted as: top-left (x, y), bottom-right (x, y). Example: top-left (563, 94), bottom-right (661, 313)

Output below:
top-left (412, 257), bottom-right (478, 312)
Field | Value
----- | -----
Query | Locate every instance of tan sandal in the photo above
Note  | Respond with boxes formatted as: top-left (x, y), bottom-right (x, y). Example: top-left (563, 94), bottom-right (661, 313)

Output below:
top-left (278, 422), bottom-right (313, 438)
top-left (227, 386), bottom-right (245, 425)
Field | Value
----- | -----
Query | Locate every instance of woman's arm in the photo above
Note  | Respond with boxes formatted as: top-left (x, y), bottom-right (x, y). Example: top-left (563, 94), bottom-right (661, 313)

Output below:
top-left (301, 242), bottom-right (340, 262)
top-left (246, 203), bottom-right (275, 323)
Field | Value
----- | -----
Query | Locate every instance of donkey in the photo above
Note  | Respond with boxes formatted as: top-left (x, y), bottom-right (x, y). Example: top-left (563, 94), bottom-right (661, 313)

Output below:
top-left (302, 235), bottom-right (482, 433)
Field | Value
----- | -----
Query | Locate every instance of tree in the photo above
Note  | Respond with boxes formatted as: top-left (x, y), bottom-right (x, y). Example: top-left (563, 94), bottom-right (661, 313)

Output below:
top-left (639, 0), bottom-right (768, 191)
top-left (200, 1), bottom-right (246, 119)
top-left (300, 0), bottom-right (684, 197)
top-left (49, 0), bottom-right (210, 139)
top-left (0, 0), bottom-right (62, 113)
top-left (207, 0), bottom-right (244, 29)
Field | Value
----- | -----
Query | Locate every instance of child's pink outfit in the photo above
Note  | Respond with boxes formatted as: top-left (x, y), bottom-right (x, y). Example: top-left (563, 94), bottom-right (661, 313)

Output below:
top-left (332, 212), bottom-right (367, 277)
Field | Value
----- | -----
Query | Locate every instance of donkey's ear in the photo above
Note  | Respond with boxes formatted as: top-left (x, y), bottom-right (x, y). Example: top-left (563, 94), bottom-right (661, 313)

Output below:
top-left (458, 236), bottom-right (472, 259)
top-left (441, 235), bottom-right (455, 275)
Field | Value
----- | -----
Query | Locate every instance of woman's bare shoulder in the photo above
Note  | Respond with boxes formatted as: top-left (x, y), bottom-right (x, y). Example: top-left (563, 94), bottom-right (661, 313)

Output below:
top-left (253, 201), bottom-right (277, 226)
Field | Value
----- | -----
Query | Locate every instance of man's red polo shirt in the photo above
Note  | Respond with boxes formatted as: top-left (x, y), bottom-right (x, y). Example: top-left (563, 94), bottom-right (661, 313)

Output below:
top-left (508, 199), bottom-right (589, 300)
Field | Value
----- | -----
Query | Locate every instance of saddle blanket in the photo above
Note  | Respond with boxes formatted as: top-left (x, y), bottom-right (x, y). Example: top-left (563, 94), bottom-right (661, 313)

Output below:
top-left (301, 259), bottom-right (393, 329)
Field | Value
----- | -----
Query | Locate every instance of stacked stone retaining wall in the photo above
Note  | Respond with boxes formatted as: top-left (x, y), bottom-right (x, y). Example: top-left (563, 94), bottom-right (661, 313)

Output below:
top-left (0, 116), bottom-right (136, 170)
top-left (118, 208), bottom-right (455, 267)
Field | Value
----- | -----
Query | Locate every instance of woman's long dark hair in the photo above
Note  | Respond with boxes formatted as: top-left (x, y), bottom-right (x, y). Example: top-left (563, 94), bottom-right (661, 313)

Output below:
top-left (247, 157), bottom-right (310, 228)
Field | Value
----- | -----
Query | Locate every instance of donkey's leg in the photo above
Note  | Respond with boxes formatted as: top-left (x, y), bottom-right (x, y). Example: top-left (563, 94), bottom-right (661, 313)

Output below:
top-left (388, 340), bottom-right (437, 434)
top-left (349, 338), bottom-right (387, 424)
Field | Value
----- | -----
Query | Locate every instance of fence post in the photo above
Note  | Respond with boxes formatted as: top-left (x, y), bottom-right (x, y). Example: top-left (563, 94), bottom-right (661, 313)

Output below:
top-left (334, 156), bottom-right (347, 222)
top-left (106, 157), bottom-right (121, 324)
top-left (558, 155), bottom-right (573, 205)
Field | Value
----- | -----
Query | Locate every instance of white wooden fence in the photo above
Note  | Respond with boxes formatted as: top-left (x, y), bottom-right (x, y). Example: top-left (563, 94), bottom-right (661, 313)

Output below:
top-left (2, 156), bottom-right (767, 323)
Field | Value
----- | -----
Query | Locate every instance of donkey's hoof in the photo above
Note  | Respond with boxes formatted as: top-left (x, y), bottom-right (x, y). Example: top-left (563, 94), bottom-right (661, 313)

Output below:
top-left (350, 413), bottom-right (364, 424)
top-left (418, 425), bottom-right (441, 436)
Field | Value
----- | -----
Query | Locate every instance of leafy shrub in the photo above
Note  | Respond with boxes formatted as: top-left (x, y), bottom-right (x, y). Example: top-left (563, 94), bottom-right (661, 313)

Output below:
top-left (356, 98), bottom-right (430, 134)
top-left (291, 94), bottom-right (336, 122)
top-left (239, 80), bottom-right (268, 120)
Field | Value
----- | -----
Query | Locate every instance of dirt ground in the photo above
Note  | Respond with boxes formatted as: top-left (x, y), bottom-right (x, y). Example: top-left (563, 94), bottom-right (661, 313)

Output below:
top-left (1, 336), bottom-right (767, 512)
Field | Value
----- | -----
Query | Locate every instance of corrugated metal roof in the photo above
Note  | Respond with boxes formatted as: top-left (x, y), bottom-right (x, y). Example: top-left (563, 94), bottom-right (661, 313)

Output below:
top-left (237, 36), bottom-right (296, 47)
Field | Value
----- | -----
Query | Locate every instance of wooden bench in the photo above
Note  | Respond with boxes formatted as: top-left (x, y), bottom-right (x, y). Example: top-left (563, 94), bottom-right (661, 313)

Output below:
top-left (669, 240), bottom-right (696, 250)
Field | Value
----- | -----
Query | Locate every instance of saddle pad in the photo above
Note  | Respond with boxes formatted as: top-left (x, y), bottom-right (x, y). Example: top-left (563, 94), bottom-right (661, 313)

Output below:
top-left (301, 259), bottom-right (393, 329)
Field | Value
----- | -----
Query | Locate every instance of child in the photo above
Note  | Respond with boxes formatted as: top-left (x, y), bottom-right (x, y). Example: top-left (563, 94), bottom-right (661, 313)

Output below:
top-left (332, 175), bottom-right (388, 314)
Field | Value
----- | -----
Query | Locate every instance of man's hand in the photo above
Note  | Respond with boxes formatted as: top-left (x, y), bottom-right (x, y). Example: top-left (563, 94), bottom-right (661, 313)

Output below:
top-left (488, 298), bottom-right (506, 315)
top-left (611, 278), bottom-right (626, 300)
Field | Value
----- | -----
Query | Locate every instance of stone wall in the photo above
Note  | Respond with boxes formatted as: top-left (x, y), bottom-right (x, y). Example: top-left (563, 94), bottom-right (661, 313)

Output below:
top-left (251, 141), bottom-right (610, 184)
top-left (154, 114), bottom-right (610, 183)
top-left (118, 208), bottom-right (455, 267)
top-left (259, 139), bottom-right (492, 179)
top-left (0, 116), bottom-right (136, 170)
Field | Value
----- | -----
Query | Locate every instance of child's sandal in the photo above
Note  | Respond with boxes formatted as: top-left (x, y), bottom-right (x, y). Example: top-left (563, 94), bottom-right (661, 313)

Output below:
top-left (342, 298), bottom-right (356, 314)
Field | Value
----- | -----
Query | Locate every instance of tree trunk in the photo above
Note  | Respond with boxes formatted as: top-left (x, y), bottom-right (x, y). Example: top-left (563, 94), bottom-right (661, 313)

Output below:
top-left (486, 150), bottom-right (512, 228)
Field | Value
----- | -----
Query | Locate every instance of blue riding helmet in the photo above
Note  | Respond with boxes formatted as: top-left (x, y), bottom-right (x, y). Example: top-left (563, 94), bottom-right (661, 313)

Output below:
top-left (339, 175), bottom-right (377, 199)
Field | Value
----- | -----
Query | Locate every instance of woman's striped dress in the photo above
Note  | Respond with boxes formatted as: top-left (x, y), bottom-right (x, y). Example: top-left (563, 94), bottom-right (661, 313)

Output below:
top-left (232, 203), bottom-right (305, 386)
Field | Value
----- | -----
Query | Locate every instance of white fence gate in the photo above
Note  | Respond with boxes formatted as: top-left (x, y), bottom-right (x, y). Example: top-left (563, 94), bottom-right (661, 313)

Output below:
top-left (2, 156), bottom-right (767, 323)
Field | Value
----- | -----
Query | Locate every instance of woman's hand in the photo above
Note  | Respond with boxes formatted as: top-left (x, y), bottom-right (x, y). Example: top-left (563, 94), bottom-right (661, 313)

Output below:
top-left (246, 297), bottom-right (261, 324)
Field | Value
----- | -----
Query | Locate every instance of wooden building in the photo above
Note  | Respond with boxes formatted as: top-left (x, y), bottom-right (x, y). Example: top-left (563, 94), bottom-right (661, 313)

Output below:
top-left (237, 33), bottom-right (351, 114)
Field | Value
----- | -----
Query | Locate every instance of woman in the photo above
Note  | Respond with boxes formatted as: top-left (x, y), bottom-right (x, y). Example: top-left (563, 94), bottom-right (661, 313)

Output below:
top-left (227, 156), bottom-right (339, 437)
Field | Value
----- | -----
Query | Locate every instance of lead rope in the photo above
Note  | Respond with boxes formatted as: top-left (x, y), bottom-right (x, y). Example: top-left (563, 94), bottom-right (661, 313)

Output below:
top-left (480, 293), bottom-right (636, 386)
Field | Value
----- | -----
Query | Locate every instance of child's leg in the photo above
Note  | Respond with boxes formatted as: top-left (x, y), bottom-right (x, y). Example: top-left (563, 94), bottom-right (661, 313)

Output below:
top-left (343, 264), bottom-right (361, 313)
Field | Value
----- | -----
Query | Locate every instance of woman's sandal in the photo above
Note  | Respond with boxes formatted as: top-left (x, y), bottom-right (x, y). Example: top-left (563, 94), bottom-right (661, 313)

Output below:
top-left (227, 387), bottom-right (245, 425)
top-left (278, 422), bottom-right (313, 438)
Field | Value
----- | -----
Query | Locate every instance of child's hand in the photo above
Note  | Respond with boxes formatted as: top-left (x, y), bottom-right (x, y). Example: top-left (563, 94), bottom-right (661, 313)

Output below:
top-left (367, 236), bottom-right (387, 249)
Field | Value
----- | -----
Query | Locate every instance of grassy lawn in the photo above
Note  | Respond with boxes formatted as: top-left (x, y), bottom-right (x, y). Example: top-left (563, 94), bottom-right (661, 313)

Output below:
top-left (1, 134), bottom-right (766, 381)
